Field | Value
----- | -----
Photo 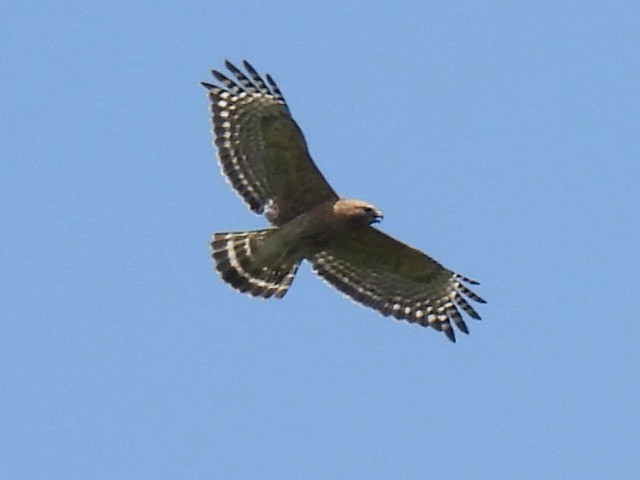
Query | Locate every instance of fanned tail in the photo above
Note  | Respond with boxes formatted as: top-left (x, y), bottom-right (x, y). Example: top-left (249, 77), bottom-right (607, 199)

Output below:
top-left (211, 229), bottom-right (300, 299)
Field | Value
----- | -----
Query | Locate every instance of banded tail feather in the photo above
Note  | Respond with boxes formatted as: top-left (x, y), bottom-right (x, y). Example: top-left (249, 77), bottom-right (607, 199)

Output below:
top-left (211, 229), bottom-right (300, 299)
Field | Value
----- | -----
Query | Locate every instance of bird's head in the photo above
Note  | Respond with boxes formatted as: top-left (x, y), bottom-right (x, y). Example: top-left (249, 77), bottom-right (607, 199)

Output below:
top-left (334, 199), bottom-right (383, 226)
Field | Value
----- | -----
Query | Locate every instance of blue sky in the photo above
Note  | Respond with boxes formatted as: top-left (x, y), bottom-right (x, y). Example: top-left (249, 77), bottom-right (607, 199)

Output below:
top-left (2, 1), bottom-right (639, 478)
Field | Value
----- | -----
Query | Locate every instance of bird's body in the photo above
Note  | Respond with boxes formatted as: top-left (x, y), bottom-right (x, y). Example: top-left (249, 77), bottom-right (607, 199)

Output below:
top-left (203, 60), bottom-right (485, 341)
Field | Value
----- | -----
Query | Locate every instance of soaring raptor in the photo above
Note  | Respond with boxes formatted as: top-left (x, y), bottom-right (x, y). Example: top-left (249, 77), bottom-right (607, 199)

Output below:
top-left (202, 60), bottom-right (485, 342)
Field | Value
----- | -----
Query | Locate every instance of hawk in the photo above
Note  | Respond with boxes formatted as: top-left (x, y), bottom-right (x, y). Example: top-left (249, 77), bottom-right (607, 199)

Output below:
top-left (202, 60), bottom-right (485, 342)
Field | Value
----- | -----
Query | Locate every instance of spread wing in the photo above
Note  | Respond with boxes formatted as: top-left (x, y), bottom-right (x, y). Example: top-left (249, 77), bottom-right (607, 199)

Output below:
top-left (310, 227), bottom-right (486, 342)
top-left (202, 60), bottom-right (338, 226)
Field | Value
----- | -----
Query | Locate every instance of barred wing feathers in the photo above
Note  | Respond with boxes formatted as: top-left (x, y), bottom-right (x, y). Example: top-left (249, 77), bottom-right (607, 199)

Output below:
top-left (311, 228), bottom-right (486, 342)
top-left (202, 61), bottom-right (338, 226)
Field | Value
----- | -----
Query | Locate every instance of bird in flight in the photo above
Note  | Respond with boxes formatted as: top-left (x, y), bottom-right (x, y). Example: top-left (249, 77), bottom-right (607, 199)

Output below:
top-left (202, 60), bottom-right (485, 341)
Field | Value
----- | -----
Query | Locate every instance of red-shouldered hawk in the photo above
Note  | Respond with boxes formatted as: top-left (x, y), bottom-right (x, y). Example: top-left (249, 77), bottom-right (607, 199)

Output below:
top-left (202, 60), bottom-right (485, 342)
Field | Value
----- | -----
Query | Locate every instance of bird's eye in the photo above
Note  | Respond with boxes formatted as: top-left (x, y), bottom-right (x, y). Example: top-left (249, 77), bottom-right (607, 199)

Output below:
top-left (363, 207), bottom-right (373, 213)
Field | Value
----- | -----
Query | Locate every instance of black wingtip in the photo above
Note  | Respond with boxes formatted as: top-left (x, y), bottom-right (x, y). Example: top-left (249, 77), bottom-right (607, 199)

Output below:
top-left (225, 60), bottom-right (241, 75)
top-left (458, 274), bottom-right (480, 285)
top-left (211, 69), bottom-right (228, 83)
top-left (201, 81), bottom-right (214, 89)
top-left (265, 74), bottom-right (278, 89)
top-left (444, 327), bottom-right (456, 343)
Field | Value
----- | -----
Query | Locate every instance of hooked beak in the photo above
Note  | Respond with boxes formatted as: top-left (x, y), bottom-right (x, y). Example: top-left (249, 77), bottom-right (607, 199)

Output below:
top-left (372, 210), bottom-right (384, 224)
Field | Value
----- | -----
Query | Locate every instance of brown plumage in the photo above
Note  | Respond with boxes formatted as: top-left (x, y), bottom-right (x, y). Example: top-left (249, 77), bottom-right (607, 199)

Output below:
top-left (202, 60), bottom-right (485, 342)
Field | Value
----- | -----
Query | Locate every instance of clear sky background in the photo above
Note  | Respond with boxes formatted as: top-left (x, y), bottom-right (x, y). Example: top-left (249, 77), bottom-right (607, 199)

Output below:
top-left (2, 1), bottom-right (639, 478)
